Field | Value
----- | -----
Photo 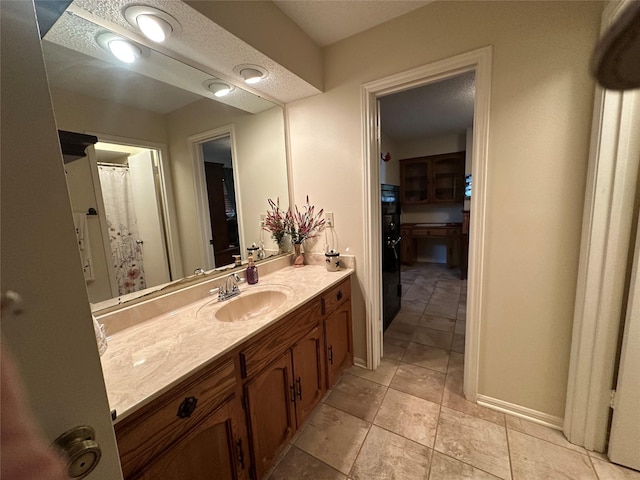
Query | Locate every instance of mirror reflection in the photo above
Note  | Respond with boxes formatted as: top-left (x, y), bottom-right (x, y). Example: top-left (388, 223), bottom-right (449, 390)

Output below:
top-left (42, 5), bottom-right (290, 305)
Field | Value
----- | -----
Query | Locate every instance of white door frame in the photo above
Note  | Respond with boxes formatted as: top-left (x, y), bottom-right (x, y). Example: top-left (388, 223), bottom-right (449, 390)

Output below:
top-left (361, 46), bottom-right (492, 401)
top-left (563, 0), bottom-right (640, 452)
top-left (188, 125), bottom-right (244, 270)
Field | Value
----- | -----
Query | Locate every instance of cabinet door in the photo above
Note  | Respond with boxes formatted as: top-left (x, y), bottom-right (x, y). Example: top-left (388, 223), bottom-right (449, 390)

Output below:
top-left (431, 156), bottom-right (464, 203)
top-left (136, 396), bottom-right (248, 480)
top-left (292, 325), bottom-right (325, 427)
top-left (401, 159), bottom-right (430, 204)
top-left (325, 302), bottom-right (353, 388)
top-left (245, 351), bottom-right (296, 480)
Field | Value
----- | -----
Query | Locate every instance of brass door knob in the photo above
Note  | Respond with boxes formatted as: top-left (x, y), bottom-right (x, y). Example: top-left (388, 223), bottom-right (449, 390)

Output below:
top-left (53, 425), bottom-right (101, 479)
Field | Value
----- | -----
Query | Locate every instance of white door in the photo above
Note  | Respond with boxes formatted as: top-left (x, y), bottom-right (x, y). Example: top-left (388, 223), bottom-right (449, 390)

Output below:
top-left (1, 2), bottom-right (122, 478)
top-left (128, 150), bottom-right (171, 286)
top-left (608, 217), bottom-right (640, 470)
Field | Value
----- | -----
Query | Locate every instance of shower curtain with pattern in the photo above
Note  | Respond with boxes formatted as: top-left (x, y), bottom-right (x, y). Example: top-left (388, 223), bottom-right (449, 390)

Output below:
top-left (98, 164), bottom-right (146, 295)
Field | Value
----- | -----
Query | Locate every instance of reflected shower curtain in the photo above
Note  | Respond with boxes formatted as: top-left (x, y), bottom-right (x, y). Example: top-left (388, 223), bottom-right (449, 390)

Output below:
top-left (98, 165), bottom-right (146, 295)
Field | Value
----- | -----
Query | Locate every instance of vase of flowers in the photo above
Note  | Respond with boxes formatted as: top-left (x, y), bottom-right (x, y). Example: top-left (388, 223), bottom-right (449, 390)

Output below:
top-left (263, 197), bottom-right (289, 253)
top-left (286, 196), bottom-right (325, 267)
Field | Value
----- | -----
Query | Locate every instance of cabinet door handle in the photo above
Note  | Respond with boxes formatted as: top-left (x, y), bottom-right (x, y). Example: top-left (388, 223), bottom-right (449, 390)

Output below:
top-left (328, 345), bottom-right (333, 365)
top-left (236, 439), bottom-right (245, 470)
top-left (176, 396), bottom-right (198, 418)
top-left (296, 377), bottom-right (302, 401)
top-left (337, 290), bottom-right (343, 301)
top-left (290, 385), bottom-right (296, 403)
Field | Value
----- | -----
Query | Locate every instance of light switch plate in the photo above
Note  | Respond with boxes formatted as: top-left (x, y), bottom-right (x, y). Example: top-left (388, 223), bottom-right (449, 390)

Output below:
top-left (326, 212), bottom-right (334, 228)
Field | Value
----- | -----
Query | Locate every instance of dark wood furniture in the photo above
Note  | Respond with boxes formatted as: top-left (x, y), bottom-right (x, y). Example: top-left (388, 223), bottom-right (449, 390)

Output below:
top-left (460, 211), bottom-right (470, 280)
top-left (115, 276), bottom-right (353, 480)
top-left (400, 151), bottom-right (465, 205)
top-left (400, 223), bottom-right (462, 268)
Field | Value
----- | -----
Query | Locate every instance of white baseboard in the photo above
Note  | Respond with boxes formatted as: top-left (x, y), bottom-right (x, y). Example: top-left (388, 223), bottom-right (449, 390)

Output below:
top-left (476, 394), bottom-right (564, 430)
top-left (353, 357), bottom-right (367, 369)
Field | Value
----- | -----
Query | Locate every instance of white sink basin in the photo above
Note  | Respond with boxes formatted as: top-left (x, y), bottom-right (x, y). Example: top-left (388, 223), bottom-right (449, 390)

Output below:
top-left (197, 286), bottom-right (293, 322)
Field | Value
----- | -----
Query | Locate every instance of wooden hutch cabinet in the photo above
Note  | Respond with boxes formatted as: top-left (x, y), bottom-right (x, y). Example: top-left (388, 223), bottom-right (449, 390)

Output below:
top-left (400, 151), bottom-right (465, 205)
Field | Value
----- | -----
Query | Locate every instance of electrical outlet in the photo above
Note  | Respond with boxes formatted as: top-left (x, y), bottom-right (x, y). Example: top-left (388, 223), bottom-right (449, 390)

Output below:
top-left (326, 212), bottom-right (334, 228)
top-left (260, 213), bottom-right (266, 227)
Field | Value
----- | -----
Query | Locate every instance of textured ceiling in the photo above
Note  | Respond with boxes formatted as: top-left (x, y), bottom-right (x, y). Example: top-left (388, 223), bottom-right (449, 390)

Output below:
top-left (379, 71), bottom-right (476, 141)
top-left (274, 0), bottom-right (432, 47)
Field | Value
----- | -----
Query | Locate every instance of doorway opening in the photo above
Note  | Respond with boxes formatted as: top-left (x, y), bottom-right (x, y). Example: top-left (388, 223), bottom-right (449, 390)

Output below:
top-left (361, 47), bottom-right (492, 401)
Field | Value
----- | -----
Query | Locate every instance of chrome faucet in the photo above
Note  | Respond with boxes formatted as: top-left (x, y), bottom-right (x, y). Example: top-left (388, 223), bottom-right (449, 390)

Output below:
top-left (218, 273), bottom-right (242, 301)
top-left (193, 267), bottom-right (206, 275)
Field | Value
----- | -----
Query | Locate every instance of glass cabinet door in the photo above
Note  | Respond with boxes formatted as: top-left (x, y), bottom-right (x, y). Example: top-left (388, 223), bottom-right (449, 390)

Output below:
top-left (401, 160), bottom-right (430, 203)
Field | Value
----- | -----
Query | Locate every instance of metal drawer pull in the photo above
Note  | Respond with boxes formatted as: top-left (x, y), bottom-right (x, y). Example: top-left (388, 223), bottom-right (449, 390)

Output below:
top-left (328, 345), bottom-right (334, 365)
top-left (236, 439), bottom-right (245, 469)
top-left (176, 396), bottom-right (198, 418)
top-left (53, 425), bottom-right (101, 479)
top-left (296, 377), bottom-right (303, 401)
top-left (337, 290), bottom-right (343, 301)
top-left (290, 385), bottom-right (297, 403)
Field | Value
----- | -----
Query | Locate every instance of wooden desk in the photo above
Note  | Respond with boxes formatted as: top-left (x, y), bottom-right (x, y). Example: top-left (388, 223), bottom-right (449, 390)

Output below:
top-left (400, 223), bottom-right (462, 268)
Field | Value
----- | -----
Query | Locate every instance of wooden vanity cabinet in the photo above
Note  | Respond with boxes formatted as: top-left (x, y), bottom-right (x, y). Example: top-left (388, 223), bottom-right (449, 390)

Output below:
top-left (115, 358), bottom-right (248, 480)
top-left (322, 279), bottom-right (353, 388)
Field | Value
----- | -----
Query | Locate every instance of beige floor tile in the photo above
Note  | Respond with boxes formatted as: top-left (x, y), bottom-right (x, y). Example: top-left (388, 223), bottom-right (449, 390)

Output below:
top-left (457, 307), bottom-right (467, 321)
top-left (402, 342), bottom-right (450, 373)
top-left (351, 425), bottom-right (431, 480)
top-left (325, 374), bottom-right (387, 422)
top-left (451, 333), bottom-right (465, 353)
top-left (434, 283), bottom-right (462, 296)
top-left (425, 302), bottom-right (458, 319)
top-left (447, 352), bottom-right (464, 378)
top-left (429, 451), bottom-right (502, 479)
top-left (429, 293), bottom-right (460, 307)
top-left (402, 300), bottom-right (427, 314)
top-left (419, 315), bottom-right (456, 332)
top-left (412, 326), bottom-right (454, 350)
top-left (269, 447), bottom-right (346, 480)
top-left (382, 336), bottom-right (409, 361)
top-left (588, 451), bottom-right (610, 461)
top-left (508, 429), bottom-right (596, 480)
top-left (403, 285), bottom-right (434, 302)
top-left (591, 458), bottom-right (640, 480)
top-left (442, 375), bottom-right (505, 426)
top-left (454, 320), bottom-right (466, 335)
top-left (374, 388), bottom-right (440, 447)
top-left (348, 358), bottom-right (399, 386)
top-left (505, 415), bottom-right (586, 454)
top-left (295, 404), bottom-right (370, 475)
top-left (393, 310), bottom-right (422, 326)
top-left (389, 362), bottom-right (445, 404)
top-left (386, 321), bottom-right (418, 341)
top-left (435, 407), bottom-right (511, 480)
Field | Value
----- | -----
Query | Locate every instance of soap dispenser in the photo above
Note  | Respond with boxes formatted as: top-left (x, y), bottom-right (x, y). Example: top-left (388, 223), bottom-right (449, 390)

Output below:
top-left (246, 253), bottom-right (259, 285)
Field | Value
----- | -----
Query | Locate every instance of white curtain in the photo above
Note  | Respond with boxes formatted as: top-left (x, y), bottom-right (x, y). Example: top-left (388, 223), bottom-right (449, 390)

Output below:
top-left (98, 165), bottom-right (146, 295)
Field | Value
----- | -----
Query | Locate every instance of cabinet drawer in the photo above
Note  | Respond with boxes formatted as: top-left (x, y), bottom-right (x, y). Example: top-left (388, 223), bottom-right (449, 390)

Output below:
top-left (448, 229), bottom-right (460, 236)
top-left (115, 358), bottom-right (236, 479)
top-left (413, 228), bottom-right (447, 237)
top-left (240, 300), bottom-right (322, 379)
top-left (321, 279), bottom-right (351, 315)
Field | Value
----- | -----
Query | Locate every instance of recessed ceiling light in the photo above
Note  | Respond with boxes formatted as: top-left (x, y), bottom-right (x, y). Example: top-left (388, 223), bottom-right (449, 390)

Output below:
top-left (203, 80), bottom-right (235, 98)
top-left (124, 6), bottom-right (182, 43)
top-left (233, 64), bottom-right (268, 84)
top-left (96, 32), bottom-right (142, 64)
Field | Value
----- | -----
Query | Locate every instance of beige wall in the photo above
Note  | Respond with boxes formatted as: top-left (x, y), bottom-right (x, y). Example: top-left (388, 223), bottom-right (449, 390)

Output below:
top-left (165, 100), bottom-right (288, 273)
top-left (287, 1), bottom-right (602, 418)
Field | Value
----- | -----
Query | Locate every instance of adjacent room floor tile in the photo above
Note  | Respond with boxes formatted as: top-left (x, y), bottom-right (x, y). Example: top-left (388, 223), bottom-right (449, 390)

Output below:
top-left (268, 447), bottom-right (347, 480)
top-left (402, 342), bottom-right (450, 373)
top-left (425, 302), bottom-right (458, 319)
top-left (386, 322), bottom-right (418, 341)
top-left (402, 300), bottom-right (427, 314)
top-left (374, 388), bottom-right (440, 447)
top-left (351, 425), bottom-right (431, 480)
top-left (451, 333), bottom-right (465, 353)
top-left (435, 407), bottom-right (511, 479)
top-left (348, 358), bottom-right (399, 386)
top-left (393, 310), bottom-right (422, 326)
top-left (382, 336), bottom-right (409, 361)
top-left (591, 458), bottom-right (640, 480)
top-left (447, 352), bottom-right (464, 378)
top-left (505, 415), bottom-right (585, 454)
top-left (454, 320), bottom-right (466, 335)
top-left (325, 374), bottom-right (387, 422)
top-left (508, 429), bottom-right (597, 480)
top-left (429, 451), bottom-right (502, 480)
top-left (389, 362), bottom-right (445, 404)
top-left (442, 375), bottom-right (505, 426)
top-left (419, 314), bottom-right (456, 332)
top-left (295, 404), bottom-right (370, 475)
top-left (412, 326), bottom-right (454, 350)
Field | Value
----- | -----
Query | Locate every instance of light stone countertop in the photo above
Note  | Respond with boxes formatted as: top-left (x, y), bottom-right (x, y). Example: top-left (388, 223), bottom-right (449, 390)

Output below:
top-left (99, 265), bottom-right (353, 423)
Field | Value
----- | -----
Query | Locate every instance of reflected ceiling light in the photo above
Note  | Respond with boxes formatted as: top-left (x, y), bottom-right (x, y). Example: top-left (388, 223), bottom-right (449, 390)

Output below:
top-left (233, 64), bottom-right (268, 84)
top-left (204, 80), bottom-right (235, 98)
top-left (97, 32), bottom-right (142, 64)
top-left (124, 5), bottom-right (182, 43)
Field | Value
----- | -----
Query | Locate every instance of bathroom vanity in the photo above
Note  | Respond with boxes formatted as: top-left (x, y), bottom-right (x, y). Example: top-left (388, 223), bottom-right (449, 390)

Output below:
top-left (98, 265), bottom-right (353, 480)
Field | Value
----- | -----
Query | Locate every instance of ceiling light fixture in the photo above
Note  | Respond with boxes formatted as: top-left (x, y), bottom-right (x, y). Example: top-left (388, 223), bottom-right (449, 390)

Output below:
top-left (204, 80), bottom-right (235, 98)
top-left (233, 64), bottom-right (268, 84)
top-left (124, 6), bottom-right (182, 43)
top-left (97, 32), bottom-right (142, 64)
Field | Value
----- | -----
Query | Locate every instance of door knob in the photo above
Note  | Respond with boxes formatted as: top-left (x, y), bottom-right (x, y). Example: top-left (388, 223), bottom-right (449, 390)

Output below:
top-left (53, 425), bottom-right (101, 479)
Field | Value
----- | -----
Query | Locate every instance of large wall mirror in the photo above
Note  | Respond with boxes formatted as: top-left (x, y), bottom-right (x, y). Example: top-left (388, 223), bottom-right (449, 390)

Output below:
top-left (39, 2), bottom-right (290, 306)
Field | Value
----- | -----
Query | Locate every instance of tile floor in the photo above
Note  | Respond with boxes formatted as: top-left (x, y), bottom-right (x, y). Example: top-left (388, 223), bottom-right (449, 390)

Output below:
top-left (265, 263), bottom-right (640, 479)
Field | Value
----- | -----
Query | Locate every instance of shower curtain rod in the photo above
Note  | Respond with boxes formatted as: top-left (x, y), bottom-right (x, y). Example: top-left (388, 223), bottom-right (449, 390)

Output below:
top-left (97, 162), bottom-right (129, 168)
